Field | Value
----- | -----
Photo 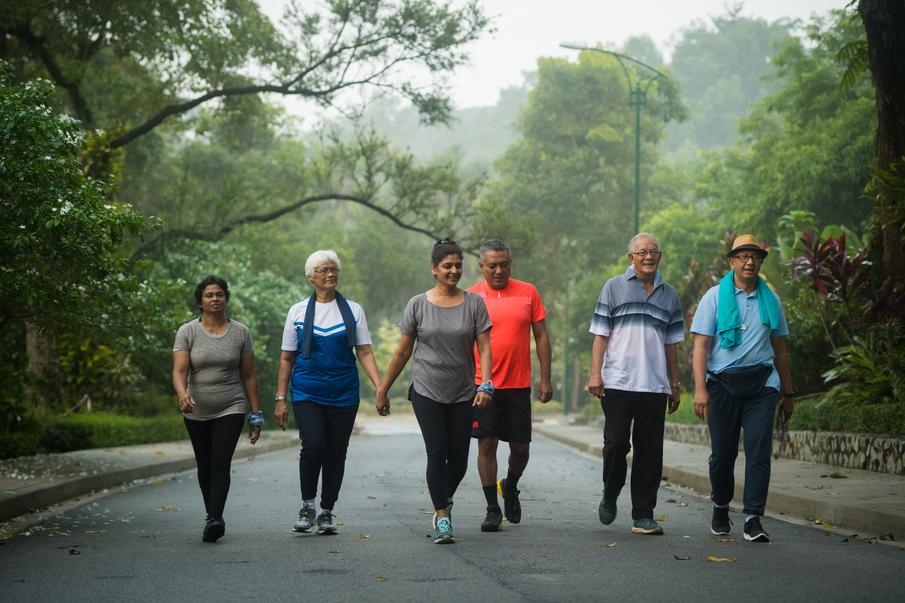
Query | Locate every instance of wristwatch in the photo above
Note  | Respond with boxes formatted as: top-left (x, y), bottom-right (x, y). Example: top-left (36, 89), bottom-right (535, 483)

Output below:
top-left (274, 394), bottom-right (286, 401)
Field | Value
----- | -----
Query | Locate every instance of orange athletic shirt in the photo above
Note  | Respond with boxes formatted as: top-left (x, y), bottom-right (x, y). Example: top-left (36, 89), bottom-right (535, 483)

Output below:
top-left (468, 278), bottom-right (546, 388)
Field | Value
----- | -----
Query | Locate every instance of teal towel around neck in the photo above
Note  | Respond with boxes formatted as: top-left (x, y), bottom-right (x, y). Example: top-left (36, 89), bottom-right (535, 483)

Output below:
top-left (717, 271), bottom-right (781, 349)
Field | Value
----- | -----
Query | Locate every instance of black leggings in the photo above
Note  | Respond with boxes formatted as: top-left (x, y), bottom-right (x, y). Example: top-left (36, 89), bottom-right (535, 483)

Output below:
top-left (411, 391), bottom-right (474, 510)
top-left (184, 413), bottom-right (245, 521)
top-left (292, 402), bottom-right (358, 510)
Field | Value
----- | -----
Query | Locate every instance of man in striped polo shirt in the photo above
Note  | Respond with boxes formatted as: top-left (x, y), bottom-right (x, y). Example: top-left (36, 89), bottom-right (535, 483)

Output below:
top-left (588, 233), bottom-right (684, 535)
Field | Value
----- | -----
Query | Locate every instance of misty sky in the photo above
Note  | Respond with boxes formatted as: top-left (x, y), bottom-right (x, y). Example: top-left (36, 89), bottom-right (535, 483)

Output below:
top-left (259, 0), bottom-right (846, 109)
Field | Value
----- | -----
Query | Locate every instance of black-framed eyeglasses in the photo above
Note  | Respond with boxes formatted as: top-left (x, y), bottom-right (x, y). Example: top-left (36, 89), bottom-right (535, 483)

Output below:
top-left (731, 254), bottom-right (763, 264)
top-left (630, 249), bottom-right (661, 258)
top-left (314, 267), bottom-right (340, 275)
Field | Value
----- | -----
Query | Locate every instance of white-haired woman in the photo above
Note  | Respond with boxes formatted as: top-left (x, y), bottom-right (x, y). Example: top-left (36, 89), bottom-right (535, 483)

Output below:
top-left (274, 250), bottom-right (381, 535)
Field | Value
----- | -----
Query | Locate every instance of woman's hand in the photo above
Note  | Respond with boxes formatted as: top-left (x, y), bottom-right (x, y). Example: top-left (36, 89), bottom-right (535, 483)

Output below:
top-left (248, 425), bottom-right (261, 444)
top-left (375, 390), bottom-right (391, 416)
top-left (473, 391), bottom-right (492, 408)
top-left (274, 399), bottom-right (289, 431)
top-left (178, 393), bottom-right (196, 413)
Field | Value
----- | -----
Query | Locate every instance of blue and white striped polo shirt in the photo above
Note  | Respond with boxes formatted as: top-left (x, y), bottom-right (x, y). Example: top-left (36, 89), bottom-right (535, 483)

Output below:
top-left (589, 266), bottom-right (684, 394)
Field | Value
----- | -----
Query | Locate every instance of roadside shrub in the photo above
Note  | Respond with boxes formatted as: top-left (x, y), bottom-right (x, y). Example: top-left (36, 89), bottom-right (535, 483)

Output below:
top-left (0, 432), bottom-right (40, 459)
top-left (59, 413), bottom-right (186, 447)
top-left (39, 422), bottom-right (92, 453)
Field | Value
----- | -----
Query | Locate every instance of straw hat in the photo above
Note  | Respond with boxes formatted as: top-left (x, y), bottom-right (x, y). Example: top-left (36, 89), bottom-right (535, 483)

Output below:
top-left (727, 234), bottom-right (768, 258)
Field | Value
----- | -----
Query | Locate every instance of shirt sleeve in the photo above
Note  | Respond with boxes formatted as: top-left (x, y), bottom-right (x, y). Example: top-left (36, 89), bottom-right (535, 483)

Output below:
top-left (530, 285), bottom-right (547, 323)
top-left (281, 306), bottom-right (299, 351)
top-left (472, 294), bottom-right (492, 335)
top-left (665, 289), bottom-right (685, 344)
top-left (241, 324), bottom-right (255, 356)
top-left (771, 292), bottom-right (790, 337)
top-left (354, 304), bottom-right (373, 345)
top-left (689, 288), bottom-right (718, 336)
top-left (589, 282), bottom-right (612, 336)
top-left (398, 296), bottom-right (419, 338)
top-left (173, 323), bottom-right (192, 352)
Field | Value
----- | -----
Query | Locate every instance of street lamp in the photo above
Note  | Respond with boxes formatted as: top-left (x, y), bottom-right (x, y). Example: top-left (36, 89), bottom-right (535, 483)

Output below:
top-left (560, 43), bottom-right (668, 234)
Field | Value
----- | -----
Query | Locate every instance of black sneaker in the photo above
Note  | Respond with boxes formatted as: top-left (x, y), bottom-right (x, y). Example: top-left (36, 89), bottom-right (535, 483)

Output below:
top-left (316, 511), bottom-right (337, 535)
top-left (743, 516), bottom-right (769, 542)
top-left (202, 517), bottom-right (225, 543)
top-left (497, 478), bottom-right (522, 524)
top-left (481, 506), bottom-right (503, 532)
top-left (598, 496), bottom-right (617, 525)
top-left (711, 507), bottom-right (731, 535)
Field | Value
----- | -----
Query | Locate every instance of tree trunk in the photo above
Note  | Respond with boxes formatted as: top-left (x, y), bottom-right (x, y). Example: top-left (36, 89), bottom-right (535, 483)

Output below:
top-left (858, 0), bottom-right (905, 289)
top-left (25, 322), bottom-right (60, 405)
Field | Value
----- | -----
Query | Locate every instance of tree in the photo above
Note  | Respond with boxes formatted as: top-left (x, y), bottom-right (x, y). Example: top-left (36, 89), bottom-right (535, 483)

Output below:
top-left (857, 0), bottom-right (905, 290)
top-left (0, 66), bottom-right (144, 415)
top-left (2, 0), bottom-right (490, 173)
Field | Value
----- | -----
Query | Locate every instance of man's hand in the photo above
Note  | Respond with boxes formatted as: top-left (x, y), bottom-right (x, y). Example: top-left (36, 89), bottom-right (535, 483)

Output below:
top-left (693, 389), bottom-right (710, 421)
top-left (587, 374), bottom-right (604, 399)
top-left (473, 391), bottom-right (492, 408)
top-left (778, 393), bottom-right (794, 425)
top-left (274, 399), bottom-right (289, 431)
top-left (375, 390), bottom-right (391, 416)
top-left (537, 379), bottom-right (553, 403)
top-left (668, 383), bottom-right (681, 415)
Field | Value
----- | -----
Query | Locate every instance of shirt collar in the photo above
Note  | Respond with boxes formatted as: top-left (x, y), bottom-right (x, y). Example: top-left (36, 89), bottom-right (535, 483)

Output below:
top-left (624, 265), bottom-right (662, 288)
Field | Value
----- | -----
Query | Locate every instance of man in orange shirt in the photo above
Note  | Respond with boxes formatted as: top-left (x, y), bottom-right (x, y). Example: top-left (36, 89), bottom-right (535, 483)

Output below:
top-left (469, 239), bottom-right (553, 532)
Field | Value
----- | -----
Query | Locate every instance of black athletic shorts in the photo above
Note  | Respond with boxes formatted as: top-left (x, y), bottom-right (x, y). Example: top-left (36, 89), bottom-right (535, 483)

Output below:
top-left (471, 387), bottom-right (532, 443)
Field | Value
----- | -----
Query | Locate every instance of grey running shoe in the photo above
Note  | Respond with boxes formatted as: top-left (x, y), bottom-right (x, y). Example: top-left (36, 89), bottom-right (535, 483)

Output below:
top-left (434, 517), bottom-right (454, 544)
top-left (631, 517), bottom-right (664, 535)
top-left (317, 511), bottom-right (337, 535)
top-left (598, 496), bottom-right (617, 525)
top-left (711, 507), bottom-right (731, 535)
top-left (293, 504), bottom-right (316, 533)
top-left (481, 506), bottom-right (503, 532)
top-left (743, 516), bottom-right (769, 542)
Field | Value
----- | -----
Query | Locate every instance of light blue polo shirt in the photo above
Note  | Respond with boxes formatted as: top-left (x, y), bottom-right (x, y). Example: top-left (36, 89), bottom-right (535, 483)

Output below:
top-left (690, 283), bottom-right (789, 391)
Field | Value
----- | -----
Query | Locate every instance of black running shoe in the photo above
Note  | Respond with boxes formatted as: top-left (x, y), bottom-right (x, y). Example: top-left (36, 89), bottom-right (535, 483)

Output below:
top-left (481, 506), bottom-right (503, 532)
top-left (743, 516), bottom-right (769, 542)
top-left (202, 517), bottom-right (225, 543)
top-left (598, 496), bottom-right (617, 525)
top-left (711, 507), bottom-right (731, 535)
top-left (498, 478), bottom-right (522, 524)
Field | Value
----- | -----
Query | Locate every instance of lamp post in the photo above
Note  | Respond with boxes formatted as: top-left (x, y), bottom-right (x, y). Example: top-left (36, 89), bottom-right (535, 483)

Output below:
top-left (560, 43), bottom-right (668, 234)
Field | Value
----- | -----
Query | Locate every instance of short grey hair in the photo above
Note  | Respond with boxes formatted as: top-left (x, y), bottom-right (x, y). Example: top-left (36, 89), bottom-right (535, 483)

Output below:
top-left (627, 232), bottom-right (661, 253)
top-left (304, 249), bottom-right (342, 278)
top-left (479, 239), bottom-right (511, 261)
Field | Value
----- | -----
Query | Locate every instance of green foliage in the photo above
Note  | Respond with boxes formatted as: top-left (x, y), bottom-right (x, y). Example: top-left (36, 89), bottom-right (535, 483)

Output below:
top-left (789, 396), bottom-right (905, 436)
top-left (821, 324), bottom-right (905, 406)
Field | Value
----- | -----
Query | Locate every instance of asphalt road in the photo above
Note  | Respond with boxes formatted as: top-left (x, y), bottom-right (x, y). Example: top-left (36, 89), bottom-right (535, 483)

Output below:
top-left (1, 419), bottom-right (903, 602)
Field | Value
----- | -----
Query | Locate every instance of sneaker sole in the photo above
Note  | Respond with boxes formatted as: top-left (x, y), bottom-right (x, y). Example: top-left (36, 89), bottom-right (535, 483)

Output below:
top-left (318, 527), bottom-right (337, 535)
top-left (481, 522), bottom-right (502, 533)
top-left (631, 526), bottom-right (664, 535)
top-left (202, 522), bottom-right (225, 542)
top-left (434, 534), bottom-right (455, 544)
top-left (744, 532), bottom-right (769, 542)
top-left (293, 526), bottom-right (312, 533)
top-left (710, 528), bottom-right (731, 536)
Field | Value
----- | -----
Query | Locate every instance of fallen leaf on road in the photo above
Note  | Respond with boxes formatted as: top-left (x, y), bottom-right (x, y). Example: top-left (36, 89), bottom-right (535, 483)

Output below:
top-left (153, 480), bottom-right (164, 486)
top-left (673, 555), bottom-right (690, 561)
top-left (360, 533), bottom-right (370, 539)
top-left (152, 506), bottom-right (181, 512)
top-left (655, 516), bottom-right (667, 522)
top-left (375, 576), bottom-right (386, 582)
top-left (707, 556), bottom-right (737, 563)
top-left (69, 548), bottom-right (81, 555)
top-left (154, 451), bottom-right (166, 457)
top-left (247, 477), bottom-right (260, 482)
top-left (666, 498), bottom-right (677, 503)
top-left (712, 537), bottom-right (732, 543)
top-left (367, 496), bottom-right (377, 500)
top-left (600, 543), bottom-right (617, 548)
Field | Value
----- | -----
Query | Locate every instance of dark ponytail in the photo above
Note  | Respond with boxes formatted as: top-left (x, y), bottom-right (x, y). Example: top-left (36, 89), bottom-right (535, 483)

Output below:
top-left (431, 238), bottom-right (463, 265)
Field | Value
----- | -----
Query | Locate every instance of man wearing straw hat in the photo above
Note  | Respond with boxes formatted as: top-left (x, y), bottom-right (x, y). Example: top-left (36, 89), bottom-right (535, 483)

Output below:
top-left (691, 234), bottom-right (795, 543)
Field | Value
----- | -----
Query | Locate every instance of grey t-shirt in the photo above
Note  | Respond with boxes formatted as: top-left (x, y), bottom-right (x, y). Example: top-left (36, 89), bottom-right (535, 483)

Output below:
top-left (399, 291), bottom-right (492, 404)
top-left (173, 319), bottom-right (255, 421)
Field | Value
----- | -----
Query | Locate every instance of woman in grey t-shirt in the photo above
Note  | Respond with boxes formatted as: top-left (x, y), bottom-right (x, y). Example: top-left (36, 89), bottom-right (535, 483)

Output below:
top-left (172, 275), bottom-right (262, 543)
top-left (377, 240), bottom-right (493, 544)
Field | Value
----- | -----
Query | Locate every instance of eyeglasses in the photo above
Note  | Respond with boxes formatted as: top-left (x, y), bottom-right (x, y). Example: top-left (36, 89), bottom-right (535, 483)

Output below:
top-left (732, 254), bottom-right (763, 264)
top-left (314, 267), bottom-right (340, 275)
top-left (630, 249), bottom-right (661, 257)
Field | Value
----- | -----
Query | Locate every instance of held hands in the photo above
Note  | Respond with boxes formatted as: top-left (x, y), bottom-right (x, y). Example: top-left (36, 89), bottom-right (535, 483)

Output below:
top-left (587, 374), bottom-right (604, 399)
top-left (178, 393), bottom-right (196, 413)
top-left (248, 425), bottom-right (261, 444)
top-left (375, 390), bottom-right (391, 416)
top-left (274, 399), bottom-right (289, 431)
top-left (693, 389), bottom-right (710, 421)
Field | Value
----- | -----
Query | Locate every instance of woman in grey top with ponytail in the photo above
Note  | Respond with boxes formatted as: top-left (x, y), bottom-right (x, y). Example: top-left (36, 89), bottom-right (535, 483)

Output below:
top-left (172, 275), bottom-right (262, 543)
top-left (377, 240), bottom-right (493, 544)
